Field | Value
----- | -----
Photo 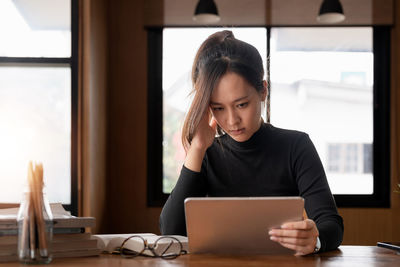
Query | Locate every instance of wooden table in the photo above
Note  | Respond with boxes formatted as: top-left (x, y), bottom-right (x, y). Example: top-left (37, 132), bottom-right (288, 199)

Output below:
top-left (1, 246), bottom-right (399, 266)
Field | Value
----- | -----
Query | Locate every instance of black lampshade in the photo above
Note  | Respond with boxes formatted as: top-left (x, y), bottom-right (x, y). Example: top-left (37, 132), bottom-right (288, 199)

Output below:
top-left (193, 0), bottom-right (220, 24)
top-left (317, 0), bottom-right (345, 24)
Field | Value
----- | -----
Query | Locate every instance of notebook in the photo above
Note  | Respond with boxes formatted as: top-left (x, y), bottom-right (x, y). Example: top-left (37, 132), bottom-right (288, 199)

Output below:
top-left (184, 196), bottom-right (304, 254)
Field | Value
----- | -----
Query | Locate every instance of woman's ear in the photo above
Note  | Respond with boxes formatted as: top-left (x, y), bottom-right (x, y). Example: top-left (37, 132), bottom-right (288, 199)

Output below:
top-left (261, 80), bottom-right (268, 101)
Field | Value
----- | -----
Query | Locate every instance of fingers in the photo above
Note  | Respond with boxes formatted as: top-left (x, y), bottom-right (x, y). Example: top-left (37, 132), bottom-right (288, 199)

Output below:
top-left (199, 111), bottom-right (210, 126)
top-left (276, 242), bottom-right (311, 256)
top-left (207, 107), bottom-right (218, 131)
top-left (269, 220), bottom-right (317, 238)
top-left (270, 236), bottom-right (311, 246)
top-left (269, 219), bottom-right (319, 256)
top-left (281, 219), bottom-right (314, 230)
top-left (209, 117), bottom-right (217, 131)
top-left (270, 235), bottom-right (317, 256)
top-left (269, 229), bottom-right (310, 239)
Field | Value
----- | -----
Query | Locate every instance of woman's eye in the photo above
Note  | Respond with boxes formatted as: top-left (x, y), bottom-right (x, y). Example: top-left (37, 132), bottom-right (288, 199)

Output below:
top-left (237, 102), bottom-right (248, 108)
top-left (212, 107), bottom-right (223, 111)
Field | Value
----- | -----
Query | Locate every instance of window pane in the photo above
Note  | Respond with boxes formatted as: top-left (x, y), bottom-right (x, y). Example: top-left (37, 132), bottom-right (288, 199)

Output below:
top-left (0, 66), bottom-right (71, 203)
top-left (0, 0), bottom-right (71, 57)
top-left (363, 143), bottom-right (373, 174)
top-left (327, 144), bottom-right (340, 172)
top-left (270, 27), bottom-right (373, 195)
top-left (162, 28), bottom-right (267, 193)
top-left (344, 144), bottom-right (358, 173)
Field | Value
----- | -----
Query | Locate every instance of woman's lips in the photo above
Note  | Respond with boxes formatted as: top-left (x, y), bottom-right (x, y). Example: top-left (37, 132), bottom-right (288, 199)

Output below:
top-left (230, 128), bottom-right (245, 135)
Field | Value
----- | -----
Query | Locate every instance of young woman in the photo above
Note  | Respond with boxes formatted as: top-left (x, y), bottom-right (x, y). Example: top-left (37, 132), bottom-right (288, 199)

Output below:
top-left (159, 30), bottom-right (343, 256)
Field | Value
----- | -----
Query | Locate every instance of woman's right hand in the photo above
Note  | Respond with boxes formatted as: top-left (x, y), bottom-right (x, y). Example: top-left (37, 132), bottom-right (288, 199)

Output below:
top-left (184, 111), bottom-right (217, 172)
top-left (191, 111), bottom-right (218, 151)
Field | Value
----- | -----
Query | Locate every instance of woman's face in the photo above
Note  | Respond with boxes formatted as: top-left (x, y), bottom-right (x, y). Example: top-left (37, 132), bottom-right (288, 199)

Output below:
top-left (210, 72), bottom-right (266, 142)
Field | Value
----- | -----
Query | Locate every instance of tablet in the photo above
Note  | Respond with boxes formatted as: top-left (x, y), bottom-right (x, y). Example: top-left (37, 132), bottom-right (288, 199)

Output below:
top-left (184, 196), bottom-right (304, 254)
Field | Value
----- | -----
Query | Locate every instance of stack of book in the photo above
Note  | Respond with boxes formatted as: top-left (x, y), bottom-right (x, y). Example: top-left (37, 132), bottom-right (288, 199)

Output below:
top-left (0, 203), bottom-right (100, 262)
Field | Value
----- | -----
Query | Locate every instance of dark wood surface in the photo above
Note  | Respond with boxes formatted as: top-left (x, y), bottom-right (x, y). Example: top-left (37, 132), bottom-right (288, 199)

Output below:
top-left (1, 246), bottom-right (399, 266)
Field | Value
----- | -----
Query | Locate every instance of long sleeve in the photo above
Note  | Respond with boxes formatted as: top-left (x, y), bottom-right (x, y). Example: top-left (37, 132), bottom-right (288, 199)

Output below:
top-left (292, 134), bottom-right (344, 252)
top-left (159, 165), bottom-right (207, 235)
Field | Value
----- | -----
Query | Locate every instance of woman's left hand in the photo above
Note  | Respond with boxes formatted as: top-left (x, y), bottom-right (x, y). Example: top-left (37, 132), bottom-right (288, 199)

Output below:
top-left (268, 219), bottom-right (319, 256)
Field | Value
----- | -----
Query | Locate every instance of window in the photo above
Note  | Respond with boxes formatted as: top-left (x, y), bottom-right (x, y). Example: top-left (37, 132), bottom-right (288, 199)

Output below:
top-left (147, 26), bottom-right (390, 208)
top-left (328, 144), bottom-right (341, 172)
top-left (326, 143), bottom-right (373, 194)
top-left (270, 27), bottom-right (375, 196)
top-left (0, 0), bottom-right (78, 214)
top-left (269, 27), bottom-right (390, 206)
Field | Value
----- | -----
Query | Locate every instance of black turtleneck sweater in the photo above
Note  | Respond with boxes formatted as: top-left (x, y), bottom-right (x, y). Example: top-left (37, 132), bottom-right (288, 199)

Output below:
top-left (159, 123), bottom-right (343, 252)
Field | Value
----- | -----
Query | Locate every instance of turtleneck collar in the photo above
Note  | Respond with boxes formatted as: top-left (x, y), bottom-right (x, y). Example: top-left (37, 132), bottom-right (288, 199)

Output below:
top-left (222, 122), bottom-right (270, 150)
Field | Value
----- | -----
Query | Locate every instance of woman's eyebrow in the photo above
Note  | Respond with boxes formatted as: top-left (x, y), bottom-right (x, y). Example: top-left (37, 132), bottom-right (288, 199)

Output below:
top-left (233, 95), bottom-right (249, 102)
top-left (210, 95), bottom-right (249, 105)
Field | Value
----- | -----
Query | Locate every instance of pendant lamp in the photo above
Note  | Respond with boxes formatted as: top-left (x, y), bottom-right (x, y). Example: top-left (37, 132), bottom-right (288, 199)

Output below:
top-left (317, 0), bottom-right (345, 24)
top-left (193, 0), bottom-right (220, 24)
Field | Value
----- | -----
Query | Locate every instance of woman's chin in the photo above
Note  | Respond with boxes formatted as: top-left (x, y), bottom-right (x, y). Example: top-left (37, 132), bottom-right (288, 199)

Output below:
top-left (229, 134), bottom-right (250, 143)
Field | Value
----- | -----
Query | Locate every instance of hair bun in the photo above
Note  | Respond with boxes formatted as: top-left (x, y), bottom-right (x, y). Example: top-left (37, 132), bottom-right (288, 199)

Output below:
top-left (221, 30), bottom-right (234, 41)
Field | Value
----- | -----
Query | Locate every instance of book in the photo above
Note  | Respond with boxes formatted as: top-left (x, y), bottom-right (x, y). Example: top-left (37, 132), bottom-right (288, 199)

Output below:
top-left (0, 232), bottom-right (92, 245)
top-left (0, 203), bottom-right (95, 230)
top-left (93, 233), bottom-right (188, 256)
top-left (0, 234), bottom-right (100, 262)
top-left (0, 204), bottom-right (99, 262)
top-left (0, 228), bottom-right (84, 237)
top-left (0, 248), bottom-right (101, 262)
top-left (0, 237), bottom-right (98, 254)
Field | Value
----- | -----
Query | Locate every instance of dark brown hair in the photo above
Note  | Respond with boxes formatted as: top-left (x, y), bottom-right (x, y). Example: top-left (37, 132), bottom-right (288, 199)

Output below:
top-left (181, 30), bottom-right (266, 151)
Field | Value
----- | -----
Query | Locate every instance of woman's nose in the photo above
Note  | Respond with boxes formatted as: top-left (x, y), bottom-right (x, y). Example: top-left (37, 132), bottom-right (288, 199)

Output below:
top-left (227, 109), bottom-right (240, 126)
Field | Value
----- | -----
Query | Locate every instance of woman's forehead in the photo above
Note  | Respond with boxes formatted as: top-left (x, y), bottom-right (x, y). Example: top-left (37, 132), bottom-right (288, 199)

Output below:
top-left (210, 73), bottom-right (257, 104)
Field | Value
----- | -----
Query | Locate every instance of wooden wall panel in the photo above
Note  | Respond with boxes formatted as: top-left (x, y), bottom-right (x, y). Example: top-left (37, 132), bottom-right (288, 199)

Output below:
top-left (389, 0), bottom-right (400, 243)
top-left (338, 209), bottom-right (393, 245)
top-left (79, 0), bottom-right (108, 233)
top-left (105, 0), bottom-right (162, 234)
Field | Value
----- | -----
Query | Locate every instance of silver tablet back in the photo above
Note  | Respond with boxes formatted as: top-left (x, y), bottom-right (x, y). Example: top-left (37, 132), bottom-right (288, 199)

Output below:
top-left (184, 197), bottom-right (304, 254)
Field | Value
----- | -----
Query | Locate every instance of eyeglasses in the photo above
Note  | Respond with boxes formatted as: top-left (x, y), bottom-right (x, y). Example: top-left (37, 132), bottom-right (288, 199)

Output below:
top-left (114, 235), bottom-right (187, 259)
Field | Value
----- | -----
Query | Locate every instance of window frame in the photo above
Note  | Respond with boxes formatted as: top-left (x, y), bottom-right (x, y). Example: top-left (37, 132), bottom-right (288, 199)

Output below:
top-left (147, 26), bottom-right (391, 208)
top-left (0, 0), bottom-right (79, 215)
